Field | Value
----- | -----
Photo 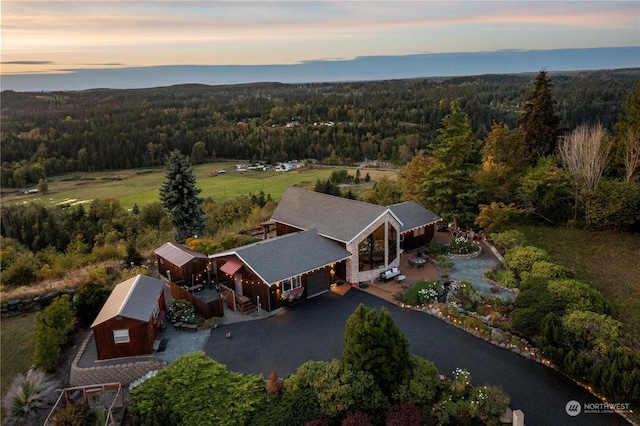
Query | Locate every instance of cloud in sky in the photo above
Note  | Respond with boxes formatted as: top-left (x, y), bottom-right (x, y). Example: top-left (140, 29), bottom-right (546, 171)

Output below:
top-left (2, 1), bottom-right (638, 74)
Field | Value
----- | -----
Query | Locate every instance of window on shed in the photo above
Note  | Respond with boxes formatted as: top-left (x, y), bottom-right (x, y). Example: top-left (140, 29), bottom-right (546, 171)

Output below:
top-left (113, 329), bottom-right (130, 344)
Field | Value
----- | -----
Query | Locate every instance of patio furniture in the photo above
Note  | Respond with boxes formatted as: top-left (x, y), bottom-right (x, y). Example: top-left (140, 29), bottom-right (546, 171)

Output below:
top-left (410, 258), bottom-right (427, 268)
top-left (380, 267), bottom-right (401, 281)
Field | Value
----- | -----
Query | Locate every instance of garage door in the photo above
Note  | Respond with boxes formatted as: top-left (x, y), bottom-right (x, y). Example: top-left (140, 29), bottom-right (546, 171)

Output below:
top-left (306, 270), bottom-right (328, 298)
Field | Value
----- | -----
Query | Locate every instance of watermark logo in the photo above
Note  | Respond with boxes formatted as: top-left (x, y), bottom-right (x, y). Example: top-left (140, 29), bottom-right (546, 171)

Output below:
top-left (565, 400), bottom-right (631, 416)
top-left (565, 400), bottom-right (581, 417)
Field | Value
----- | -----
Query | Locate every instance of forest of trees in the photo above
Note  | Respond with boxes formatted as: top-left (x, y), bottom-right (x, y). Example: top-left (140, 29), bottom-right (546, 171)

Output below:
top-left (1, 69), bottom-right (638, 188)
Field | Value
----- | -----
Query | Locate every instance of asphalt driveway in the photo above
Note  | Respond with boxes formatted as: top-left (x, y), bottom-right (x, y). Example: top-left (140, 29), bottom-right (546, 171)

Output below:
top-left (205, 290), bottom-right (628, 425)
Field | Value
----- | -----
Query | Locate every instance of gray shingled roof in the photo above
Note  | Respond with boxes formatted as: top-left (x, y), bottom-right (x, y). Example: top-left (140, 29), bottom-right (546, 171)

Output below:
top-left (271, 187), bottom-right (391, 243)
top-left (154, 242), bottom-right (208, 267)
top-left (214, 230), bottom-right (351, 285)
top-left (388, 201), bottom-right (441, 233)
top-left (91, 275), bottom-right (164, 327)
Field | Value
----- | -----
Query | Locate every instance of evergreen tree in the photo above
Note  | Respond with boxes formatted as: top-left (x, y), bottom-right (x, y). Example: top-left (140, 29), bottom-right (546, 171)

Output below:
top-left (342, 304), bottom-right (410, 396)
top-left (419, 101), bottom-right (480, 228)
top-left (159, 150), bottom-right (205, 243)
top-left (518, 70), bottom-right (561, 165)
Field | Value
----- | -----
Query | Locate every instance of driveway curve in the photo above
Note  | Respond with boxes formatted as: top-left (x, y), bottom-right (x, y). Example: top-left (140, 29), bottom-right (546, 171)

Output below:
top-left (205, 290), bottom-right (628, 425)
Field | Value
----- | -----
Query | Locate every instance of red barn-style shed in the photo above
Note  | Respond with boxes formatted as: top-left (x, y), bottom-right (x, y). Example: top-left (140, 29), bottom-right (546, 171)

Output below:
top-left (91, 275), bottom-right (166, 360)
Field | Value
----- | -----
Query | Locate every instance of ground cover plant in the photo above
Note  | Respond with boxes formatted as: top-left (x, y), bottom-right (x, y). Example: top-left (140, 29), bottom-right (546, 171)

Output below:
top-left (515, 225), bottom-right (640, 349)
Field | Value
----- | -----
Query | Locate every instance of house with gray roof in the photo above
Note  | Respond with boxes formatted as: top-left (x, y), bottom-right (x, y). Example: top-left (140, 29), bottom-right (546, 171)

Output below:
top-left (152, 188), bottom-right (440, 315)
top-left (270, 188), bottom-right (440, 286)
top-left (91, 275), bottom-right (166, 360)
top-left (211, 230), bottom-right (351, 312)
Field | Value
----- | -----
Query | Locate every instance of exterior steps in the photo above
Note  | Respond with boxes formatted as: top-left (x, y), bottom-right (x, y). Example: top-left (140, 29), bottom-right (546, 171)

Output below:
top-left (237, 298), bottom-right (257, 315)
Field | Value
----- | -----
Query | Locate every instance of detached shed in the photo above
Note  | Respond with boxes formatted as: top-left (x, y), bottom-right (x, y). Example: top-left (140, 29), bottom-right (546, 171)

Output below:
top-left (154, 242), bottom-right (210, 287)
top-left (91, 275), bottom-right (166, 360)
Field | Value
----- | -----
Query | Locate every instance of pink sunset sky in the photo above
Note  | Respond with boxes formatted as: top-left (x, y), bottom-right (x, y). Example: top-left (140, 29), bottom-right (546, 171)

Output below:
top-left (2, 1), bottom-right (638, 75)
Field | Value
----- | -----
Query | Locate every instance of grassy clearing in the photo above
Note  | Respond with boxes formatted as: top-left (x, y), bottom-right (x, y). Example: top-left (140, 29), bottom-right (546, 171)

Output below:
top-left (516, 225), bottom-right (640, 348)
top-left (1, 313), bottom-right (37, 395)
top-left (2, 163), bottom-right (397, 210)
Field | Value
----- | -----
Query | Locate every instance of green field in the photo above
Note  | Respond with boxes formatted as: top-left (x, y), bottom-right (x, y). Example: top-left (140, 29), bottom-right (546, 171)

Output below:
top-left (517, 225), bottom-right (640, 349)
top-left (1, 313), bottom-right (37, 396)
top-left (2, 162), bottom-right (396, 210)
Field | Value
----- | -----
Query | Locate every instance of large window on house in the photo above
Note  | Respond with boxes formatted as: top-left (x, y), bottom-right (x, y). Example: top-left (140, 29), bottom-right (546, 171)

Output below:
top-left (113, 329), bottom-right (130, 344)
top-left (358, 224), bottom-right (385, 271)
top-left (282, 276), bottom-right (302, 292)
top-left (388, 223), bottom-right (398, 263)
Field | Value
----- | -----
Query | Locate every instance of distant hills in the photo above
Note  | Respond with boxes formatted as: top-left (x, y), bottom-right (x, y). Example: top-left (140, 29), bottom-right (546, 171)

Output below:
top-left (2, 46), bottom-right (638, 92)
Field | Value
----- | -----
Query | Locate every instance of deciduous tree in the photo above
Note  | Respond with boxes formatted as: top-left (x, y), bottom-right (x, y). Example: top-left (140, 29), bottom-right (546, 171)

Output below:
top-left (558, 123), bottom-right (611, 221)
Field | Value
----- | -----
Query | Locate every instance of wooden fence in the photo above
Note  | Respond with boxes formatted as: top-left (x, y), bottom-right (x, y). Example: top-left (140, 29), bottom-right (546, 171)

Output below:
top-left (169, 281), bottom-right (223, 319)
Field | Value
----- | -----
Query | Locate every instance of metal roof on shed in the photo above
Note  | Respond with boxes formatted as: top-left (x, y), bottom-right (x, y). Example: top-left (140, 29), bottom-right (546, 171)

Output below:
top-left (154, 242), bottom-right (208, 267)
top-left (91, 275), bottom-right (164, 327)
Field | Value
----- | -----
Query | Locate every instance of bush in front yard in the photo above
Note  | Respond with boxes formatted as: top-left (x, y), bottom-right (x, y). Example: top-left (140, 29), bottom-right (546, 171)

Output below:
top-left (403, 280), bottom-right (443, 306)
top-left (167, 299), bottom-right (196, 324)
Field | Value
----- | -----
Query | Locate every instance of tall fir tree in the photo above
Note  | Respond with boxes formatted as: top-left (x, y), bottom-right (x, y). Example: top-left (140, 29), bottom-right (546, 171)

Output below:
top-left (419, 101), bottom-right (480, 228)
top-left (159, 149), bottom-right (205, 243)
top-left (517, 70), bottom-right (561, 165)
top-left (342, 304), bottom-right (410, 396)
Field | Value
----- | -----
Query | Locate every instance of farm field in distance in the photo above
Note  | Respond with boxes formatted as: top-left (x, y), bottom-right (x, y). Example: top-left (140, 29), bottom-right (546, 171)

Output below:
top-left (1, 162), bottom-right (398, 210)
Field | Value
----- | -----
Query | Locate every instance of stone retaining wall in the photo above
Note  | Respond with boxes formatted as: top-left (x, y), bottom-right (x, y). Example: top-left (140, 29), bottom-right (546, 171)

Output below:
top-left (1, 289), bottom-right (77, 317)
top-left (70, 333), bottom-right (166, 387)
top-left (447, 245), bottom-right (482, 260)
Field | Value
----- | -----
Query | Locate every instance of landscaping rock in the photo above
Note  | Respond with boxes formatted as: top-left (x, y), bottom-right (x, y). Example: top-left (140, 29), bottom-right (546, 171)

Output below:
top-left (491, 328), bottom-right (506, 343)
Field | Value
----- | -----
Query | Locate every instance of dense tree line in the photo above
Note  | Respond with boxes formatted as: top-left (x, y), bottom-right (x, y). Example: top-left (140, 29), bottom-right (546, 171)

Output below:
top-left (1, 70), bottom-right (637, 187)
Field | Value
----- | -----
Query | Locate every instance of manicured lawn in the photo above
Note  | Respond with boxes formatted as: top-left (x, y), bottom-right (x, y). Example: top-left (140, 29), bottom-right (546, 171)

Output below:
top-left (1, 313), bottom-right (37, 395)
top-left (2, 163), bottom-right (397, 210)
top-left (516, 225), bottom-right (640, 349)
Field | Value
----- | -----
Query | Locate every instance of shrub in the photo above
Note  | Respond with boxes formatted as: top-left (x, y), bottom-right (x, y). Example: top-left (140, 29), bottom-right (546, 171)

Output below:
top-left (471, 385), bottom-right (510, 422)
top-left (286, 360), bottom-right (387, 421)
top-left (503, 245), bottom-right (550, 278)
top-left (167, 299), bottom-right (196, 324)
top-left (266, 368), bottom-right (283, 395)
top-left (447, 237), bottom-right (479, 255)
top-left (523, 261), bottom-right (567, 280)
top-left (546, 278), bottom-right (608, 314)
top-left (427, 239), bottom-right (447, 256)
top-left (1, 369), bottom-right (59, 426)
top-left (74, 284), bottom-right (111, 326)
top-left (489, 229), bottom-right (526, 250)
top-left (417, 281), bottom-right (444, 304)
top-left (392, 355), bottom-right (440, 407)
top-left (341, 411), bottom-right (372, 426)
top-left (33, 295), bottom-right (76, 371)
top-left (495, 269), bottom-right (517, 287)
top-left (1, 253), bottom-right (39, 287)
top-left (52, 398), bottom-right (96, 426)
top-left (130, 352), bottom-right (264, 426)
top-left (475, 202), bottom-right (525, 234)
top-left (385, 403), bottom-right (421, 426)
top-left (403, 280), bottom-right (444, 306)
